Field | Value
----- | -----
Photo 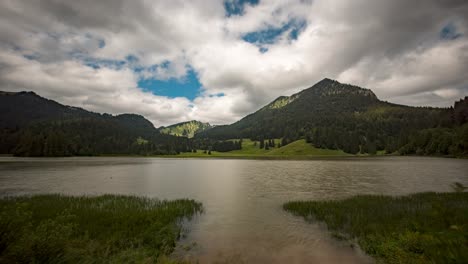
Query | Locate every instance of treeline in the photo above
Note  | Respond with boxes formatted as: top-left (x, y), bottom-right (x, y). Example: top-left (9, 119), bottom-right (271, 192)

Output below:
top-left (258, 139), bottom-right (277, 150)
top-left (399, 124), bottom-right (468, 156)
top-left (4, 118), bottom-right (249, 156)
top-left (0, 91), bottom-right (196, 157)
top-left (305, 98), bottom-right (468, 156)
top-left (189, 138), bottom-right (242, 152)
top-left (198, 103), bottom-right (467, 156)
top-left (397, 97), bottom-right (468, 156)
top-left (253, 138), bottom-right (284, 150)
top-left (10, 118), bottom-right (191, 156)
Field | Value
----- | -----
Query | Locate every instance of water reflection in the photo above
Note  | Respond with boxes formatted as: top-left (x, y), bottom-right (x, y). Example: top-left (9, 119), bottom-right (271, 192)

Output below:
top-left (0, 157), bottom-right (467, 263)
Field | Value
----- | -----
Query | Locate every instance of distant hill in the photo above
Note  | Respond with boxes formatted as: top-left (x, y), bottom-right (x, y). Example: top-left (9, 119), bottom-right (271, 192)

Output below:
top-left (159, 120), bottom-right (212, 138)
top-left (0, 91), bottom-right (189, 156)
top-left (197, 78), bottom-right (467, 156)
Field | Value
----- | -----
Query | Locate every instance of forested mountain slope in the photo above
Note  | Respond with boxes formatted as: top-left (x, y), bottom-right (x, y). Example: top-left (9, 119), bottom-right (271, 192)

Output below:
top-left (198, 79), bottom-right (466, 155)
top-left (1, 80), bottom-right (466, 157)
top-left (0, 91), bottom-right (189, 156)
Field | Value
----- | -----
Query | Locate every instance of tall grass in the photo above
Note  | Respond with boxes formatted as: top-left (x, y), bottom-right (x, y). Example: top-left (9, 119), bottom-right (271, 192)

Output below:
top-left (284, 192), bottom-right (468, 264)
top-left (0, 194), bottom-right (202, 263)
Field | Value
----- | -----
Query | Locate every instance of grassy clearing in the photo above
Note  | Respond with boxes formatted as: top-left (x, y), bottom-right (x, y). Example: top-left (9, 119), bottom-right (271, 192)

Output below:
top-left (177, 138), bottom-right (278, 158)
top-left (0, 194), bottom-right (202, 263)
top-left (177, 139), bottom-right (349, 158)
top-left (267, 139), bottom-right (349, 156)
top-left (284, 192), bottom-right (468, 264)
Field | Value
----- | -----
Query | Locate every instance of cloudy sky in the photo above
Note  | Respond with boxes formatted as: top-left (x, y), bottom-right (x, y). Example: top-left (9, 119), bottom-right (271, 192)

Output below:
top-left (0, 0), bottom-right (467, 126)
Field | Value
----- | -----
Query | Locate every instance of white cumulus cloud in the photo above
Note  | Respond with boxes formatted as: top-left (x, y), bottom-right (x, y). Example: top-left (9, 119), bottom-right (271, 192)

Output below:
top-left (0, 0), bottom-right (467, 126)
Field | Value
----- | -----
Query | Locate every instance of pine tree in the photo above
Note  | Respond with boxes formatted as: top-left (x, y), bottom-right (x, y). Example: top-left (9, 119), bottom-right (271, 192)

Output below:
top-left (281, 137), bottom-right (287, 146)
top-left (368, 141), bottom-right (377, 155)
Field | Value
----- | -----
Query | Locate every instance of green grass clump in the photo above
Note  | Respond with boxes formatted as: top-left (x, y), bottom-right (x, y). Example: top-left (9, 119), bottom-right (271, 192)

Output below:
top-left (0, 194), bottom-right (202, 263)
top-left (284, 192), bottom-right (468, 264)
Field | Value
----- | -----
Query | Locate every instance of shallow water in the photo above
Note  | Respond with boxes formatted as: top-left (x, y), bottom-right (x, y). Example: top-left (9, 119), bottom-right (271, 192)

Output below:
top-left (1, 156), bottom-right (467, 263)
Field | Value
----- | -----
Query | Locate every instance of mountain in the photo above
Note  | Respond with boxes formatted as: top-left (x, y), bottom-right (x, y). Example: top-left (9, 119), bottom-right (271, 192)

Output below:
top-left (197, 78), bottom-right (467, 155)
top-left (198, 78), bottom-right (448, 139)
top-left (0, 91), bottom-right (190, 156)
top-left (115, 114), bottom-right (160, 138)
top-left (0, 91), bottom-right (92, 129)
top-left (1, 80), bottom-right (466, 157)
top-left (158, 120), bottom-right (212, 138)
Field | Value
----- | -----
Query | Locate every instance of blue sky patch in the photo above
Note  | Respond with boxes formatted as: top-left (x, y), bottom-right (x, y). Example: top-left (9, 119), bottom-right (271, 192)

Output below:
top-left (138, 68), bottom-right (202, 100)
top-left (224, 0), bottom-right (259, 17)
top-left (242, 18), bottom-right (307, 48)
top-left (440, 23), bottom-right (462, 40)
top-left (80, 54), bottom-right (202, 100)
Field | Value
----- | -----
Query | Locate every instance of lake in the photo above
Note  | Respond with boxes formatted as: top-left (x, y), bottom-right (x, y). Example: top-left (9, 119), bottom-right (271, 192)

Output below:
top-left (1, 156), bottom-right (467, 263)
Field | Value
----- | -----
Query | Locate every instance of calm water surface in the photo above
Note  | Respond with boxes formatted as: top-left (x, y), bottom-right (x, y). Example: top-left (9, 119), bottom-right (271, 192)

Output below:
top-left (1, 156), bottom-right (467, 263)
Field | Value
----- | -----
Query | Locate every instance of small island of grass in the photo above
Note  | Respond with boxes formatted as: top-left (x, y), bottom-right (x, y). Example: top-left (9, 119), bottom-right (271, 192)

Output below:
top-left (284, 192), bottom-right (468, 264)
top-left (0, 194), bottom-right (202, 263)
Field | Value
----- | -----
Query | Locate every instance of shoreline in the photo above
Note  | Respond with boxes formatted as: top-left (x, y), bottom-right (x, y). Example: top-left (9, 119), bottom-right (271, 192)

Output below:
top-left (0, 154), bottom-right (465, 161)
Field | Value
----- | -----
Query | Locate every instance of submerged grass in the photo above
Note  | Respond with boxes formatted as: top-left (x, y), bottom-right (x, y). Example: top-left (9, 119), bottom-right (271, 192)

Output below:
top-left (284, 192), bottom-right (468, 264)
top-left (0, 194), bottom-right (202, 263)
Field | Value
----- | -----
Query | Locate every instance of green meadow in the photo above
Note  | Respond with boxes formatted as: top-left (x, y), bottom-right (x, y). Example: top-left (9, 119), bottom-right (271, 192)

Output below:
top-left (267, 139), bottom-right (349, 156)
top-left (284, 192), bottom-right (468, 264)
top-left (0, 195), bottom-right (202, 263)
top-left (177, 139), bottom-right (350, 159)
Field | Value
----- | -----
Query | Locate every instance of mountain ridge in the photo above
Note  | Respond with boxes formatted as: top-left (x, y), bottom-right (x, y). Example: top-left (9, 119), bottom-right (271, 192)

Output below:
top-left (196, 78), bottom-right (460, 154)
top-left (0, 91), bottom-right (156, 130)
top-left (0, 91), bottom-right (190, 156)
top-left (198, 78), bottom-right (394, 139)
top-left (1, 77), bottom-right (466, 157)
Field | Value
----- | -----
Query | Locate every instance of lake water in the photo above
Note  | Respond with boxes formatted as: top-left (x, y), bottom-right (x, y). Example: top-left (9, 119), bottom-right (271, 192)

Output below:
top-left (1, 156), bottom-right (467, 263)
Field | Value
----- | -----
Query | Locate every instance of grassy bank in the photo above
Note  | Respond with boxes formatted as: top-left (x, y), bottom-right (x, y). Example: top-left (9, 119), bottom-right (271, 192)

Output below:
top-left (284, 192), bottom-right (468, 264)
top-left (0, 194), bottom-right (202, 263)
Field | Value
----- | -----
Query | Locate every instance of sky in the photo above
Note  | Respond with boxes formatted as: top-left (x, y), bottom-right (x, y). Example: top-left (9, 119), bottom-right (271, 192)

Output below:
top-left (0, 0), bottom-right (467, 127)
